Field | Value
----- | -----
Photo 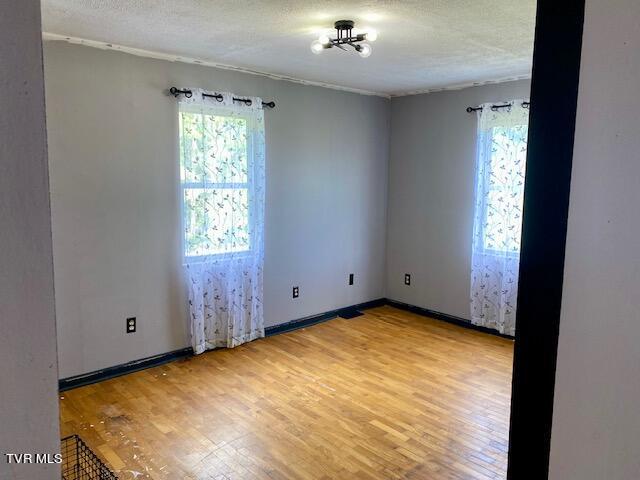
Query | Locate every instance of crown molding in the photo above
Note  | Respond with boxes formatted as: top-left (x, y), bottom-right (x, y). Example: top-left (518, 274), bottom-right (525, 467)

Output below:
top-left (43, 32), bottom-right (531, 100)
top-left (389, 74), bottom-right (532, 97)
top-left (42, 32), bottom-right (390, 99)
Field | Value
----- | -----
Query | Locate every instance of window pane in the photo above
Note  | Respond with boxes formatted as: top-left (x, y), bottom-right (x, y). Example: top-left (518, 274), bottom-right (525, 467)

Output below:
top-left (483, 125), bottom-right (528, 253)
top-left (183, 188), bottom-right (250, 257)
top-left (179, 111), bottom-right (207, 184)
top-left (180, 112), bottom-right (248, 184)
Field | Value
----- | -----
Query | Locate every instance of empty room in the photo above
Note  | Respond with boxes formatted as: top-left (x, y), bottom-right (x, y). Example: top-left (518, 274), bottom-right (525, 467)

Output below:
top-left (4, 1), bottom-right (640, 480)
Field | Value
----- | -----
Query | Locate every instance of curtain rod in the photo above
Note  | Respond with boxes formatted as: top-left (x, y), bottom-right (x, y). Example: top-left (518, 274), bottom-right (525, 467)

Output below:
top-left (169, 87), bottom-right (276, 109)
top-left (466, 101), bottom-right (530, 113)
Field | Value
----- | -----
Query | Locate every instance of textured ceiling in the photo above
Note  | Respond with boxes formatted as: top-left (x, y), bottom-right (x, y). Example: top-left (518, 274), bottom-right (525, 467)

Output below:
top-left (41, 0), bottom-right (536, 96)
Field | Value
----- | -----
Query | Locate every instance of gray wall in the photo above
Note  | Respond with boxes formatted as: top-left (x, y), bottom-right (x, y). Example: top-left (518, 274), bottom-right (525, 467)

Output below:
top-left (43, 42), bottom-right (390, 379)
top-left (386, 80), bottom-right (531, 319)
top-left (0, 1), bottom-right (60, 479)
top-left (549, 0), bottom-right (640, 478)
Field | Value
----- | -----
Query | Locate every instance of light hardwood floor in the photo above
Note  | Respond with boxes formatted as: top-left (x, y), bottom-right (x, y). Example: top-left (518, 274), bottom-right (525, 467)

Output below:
top-left (59, 306), bottom-right (514, 480)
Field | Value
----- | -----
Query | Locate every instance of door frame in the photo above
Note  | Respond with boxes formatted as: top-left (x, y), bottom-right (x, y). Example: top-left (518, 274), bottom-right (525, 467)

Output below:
top-left (507, 0), bottom-right (586, 478)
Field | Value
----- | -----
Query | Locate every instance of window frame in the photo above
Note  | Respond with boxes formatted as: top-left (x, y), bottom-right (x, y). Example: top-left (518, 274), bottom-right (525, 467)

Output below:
top-left (178, 105), bottom-right (255, 264)
top-left (477, 124), bottom-right (528, 257)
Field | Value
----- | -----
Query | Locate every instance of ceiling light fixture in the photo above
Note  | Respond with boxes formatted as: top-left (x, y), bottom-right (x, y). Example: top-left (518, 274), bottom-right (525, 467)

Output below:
top-left (310, 20), bottom-right (377, 58)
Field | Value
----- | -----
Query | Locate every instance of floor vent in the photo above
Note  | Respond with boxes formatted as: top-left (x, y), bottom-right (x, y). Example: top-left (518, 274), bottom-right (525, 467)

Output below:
top-left (338, 308), bottom-right (364, 319)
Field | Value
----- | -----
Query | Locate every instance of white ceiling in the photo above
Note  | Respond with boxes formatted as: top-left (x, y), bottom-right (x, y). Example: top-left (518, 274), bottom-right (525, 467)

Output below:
top-left (41, 0), bottom-right (536, 96)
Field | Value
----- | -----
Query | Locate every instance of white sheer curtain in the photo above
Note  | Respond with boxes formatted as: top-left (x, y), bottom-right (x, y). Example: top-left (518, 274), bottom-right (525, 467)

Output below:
top-left (470, 100), bottom-right (529, 336)
top-left (178, 89), bottom-right (265, 354)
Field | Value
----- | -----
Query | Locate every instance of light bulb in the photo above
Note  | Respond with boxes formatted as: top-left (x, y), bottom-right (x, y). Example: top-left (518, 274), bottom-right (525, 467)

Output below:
top-left (365, 30), bottom-right (378, 42)
top-left (358, 43), bottom-right (372, 58)
top-left (310, 40), bottom-right (324, 54)
top-left (318, 34), bottom-right (331, 46)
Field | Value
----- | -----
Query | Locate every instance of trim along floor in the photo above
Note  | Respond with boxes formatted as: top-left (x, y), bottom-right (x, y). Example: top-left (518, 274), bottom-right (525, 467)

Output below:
top-left (59, 306), bottom-right (514, 479)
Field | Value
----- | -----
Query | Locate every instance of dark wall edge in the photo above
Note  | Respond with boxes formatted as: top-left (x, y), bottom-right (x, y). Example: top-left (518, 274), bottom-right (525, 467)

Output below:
top-left (59, 297), bottom-right (512, 391)
top-left (507, 0), bottom-right (586, 478)
top-left (386, 299), bottom-right (514, 340)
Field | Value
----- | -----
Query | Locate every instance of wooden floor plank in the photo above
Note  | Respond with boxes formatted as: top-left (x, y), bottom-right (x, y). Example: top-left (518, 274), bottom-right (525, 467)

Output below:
top-left (59, 306), bottom-right (513, 479)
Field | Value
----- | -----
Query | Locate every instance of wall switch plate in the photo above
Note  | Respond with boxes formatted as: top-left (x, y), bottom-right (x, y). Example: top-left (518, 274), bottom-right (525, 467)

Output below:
top-left (126, 317), bottom-right (136, 333)
top-left (404, 274), bottom-right (411, 286)
top-left (292, 286), bottom-right (299, 298)
top-left (349, 273), bottom-right (354, 285)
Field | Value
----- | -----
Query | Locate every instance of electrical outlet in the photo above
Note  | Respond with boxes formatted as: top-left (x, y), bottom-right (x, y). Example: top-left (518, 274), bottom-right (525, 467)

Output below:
top-left (126, 317), bottom-right (136, 333)
top-left (404, 273), bottom-right (411, 286)
top-left (292, 286), bottom-right (299, 298)
top-left (349, 273), bottom-right (354, 285)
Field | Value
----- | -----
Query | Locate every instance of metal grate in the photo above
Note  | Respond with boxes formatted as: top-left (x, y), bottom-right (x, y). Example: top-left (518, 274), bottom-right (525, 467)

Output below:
top-left (61, 435), bottom-right (118, 480)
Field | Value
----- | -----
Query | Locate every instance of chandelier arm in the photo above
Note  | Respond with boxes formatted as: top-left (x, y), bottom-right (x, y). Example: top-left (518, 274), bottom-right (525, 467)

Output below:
top-left (314, 20), bottom-right (373, 57)
top-left (332, 36), bottom-right (361, 46)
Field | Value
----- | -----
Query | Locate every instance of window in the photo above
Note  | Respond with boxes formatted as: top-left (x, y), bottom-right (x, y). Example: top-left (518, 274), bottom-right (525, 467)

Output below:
top-left (179, 106), bottom-right (253, 260)
top-left (480, 123), bottom-right (528, 254)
